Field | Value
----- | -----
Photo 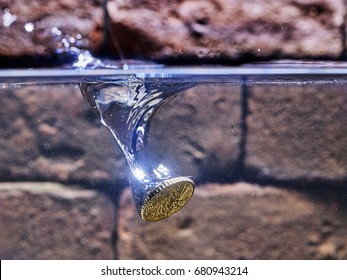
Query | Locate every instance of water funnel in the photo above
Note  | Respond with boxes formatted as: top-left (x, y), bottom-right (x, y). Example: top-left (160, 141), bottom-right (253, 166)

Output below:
top-left (80, 76), bottom-right (195, 221)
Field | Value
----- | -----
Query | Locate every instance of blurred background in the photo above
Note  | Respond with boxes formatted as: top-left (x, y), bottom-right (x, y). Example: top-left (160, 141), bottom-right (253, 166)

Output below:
top-left (0, 0), bottom-right (346, 259)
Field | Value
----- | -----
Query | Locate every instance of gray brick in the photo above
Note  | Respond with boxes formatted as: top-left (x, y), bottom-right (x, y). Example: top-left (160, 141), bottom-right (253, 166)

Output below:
top-left (246, 78), bottom-right (347, 182)
top-left (107, 0), bottom-right (344, 60)
top-left (0, 0), bottom-right (103, 57)
top-left (0, 182), bottom-right (115, 259)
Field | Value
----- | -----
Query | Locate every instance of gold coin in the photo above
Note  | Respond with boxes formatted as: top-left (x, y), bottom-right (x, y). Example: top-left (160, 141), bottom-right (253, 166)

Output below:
top-left (141, 177), bottom-right (195, 222)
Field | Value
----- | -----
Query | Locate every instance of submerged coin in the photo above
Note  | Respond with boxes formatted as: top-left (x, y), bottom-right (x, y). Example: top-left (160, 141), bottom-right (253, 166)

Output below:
top-left (141, 177), bottom-right (195, 222)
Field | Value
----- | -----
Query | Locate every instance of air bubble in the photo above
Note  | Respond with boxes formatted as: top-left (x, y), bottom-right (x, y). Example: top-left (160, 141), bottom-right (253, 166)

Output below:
top-left (24, 22), bottom-right (34, 32)
top-left (51, 26), bottom-right (62, 36)
top-left (68, 36), bottom-right (76, 44)
top-left (2, 8), bottom-right (17, 27)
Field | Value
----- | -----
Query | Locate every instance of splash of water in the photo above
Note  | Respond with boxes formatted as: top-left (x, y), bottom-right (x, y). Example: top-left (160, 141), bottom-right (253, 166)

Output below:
top-left (80, 77), bottom-right (196, 221)
top-left (81, 76), bottom-right (194, 182)
top-left (44, 24), bottom-right (116, 70)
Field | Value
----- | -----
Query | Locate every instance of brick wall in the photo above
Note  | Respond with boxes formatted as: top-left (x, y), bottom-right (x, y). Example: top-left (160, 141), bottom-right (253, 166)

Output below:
top-left (0, 0), bottom-right (347, 259)
top-left (1, 0), bottom-right (347, 64)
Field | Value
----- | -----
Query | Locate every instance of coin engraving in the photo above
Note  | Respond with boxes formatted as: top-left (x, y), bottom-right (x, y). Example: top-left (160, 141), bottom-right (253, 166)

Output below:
top-left (141, 178), bottom-right (194, 221)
